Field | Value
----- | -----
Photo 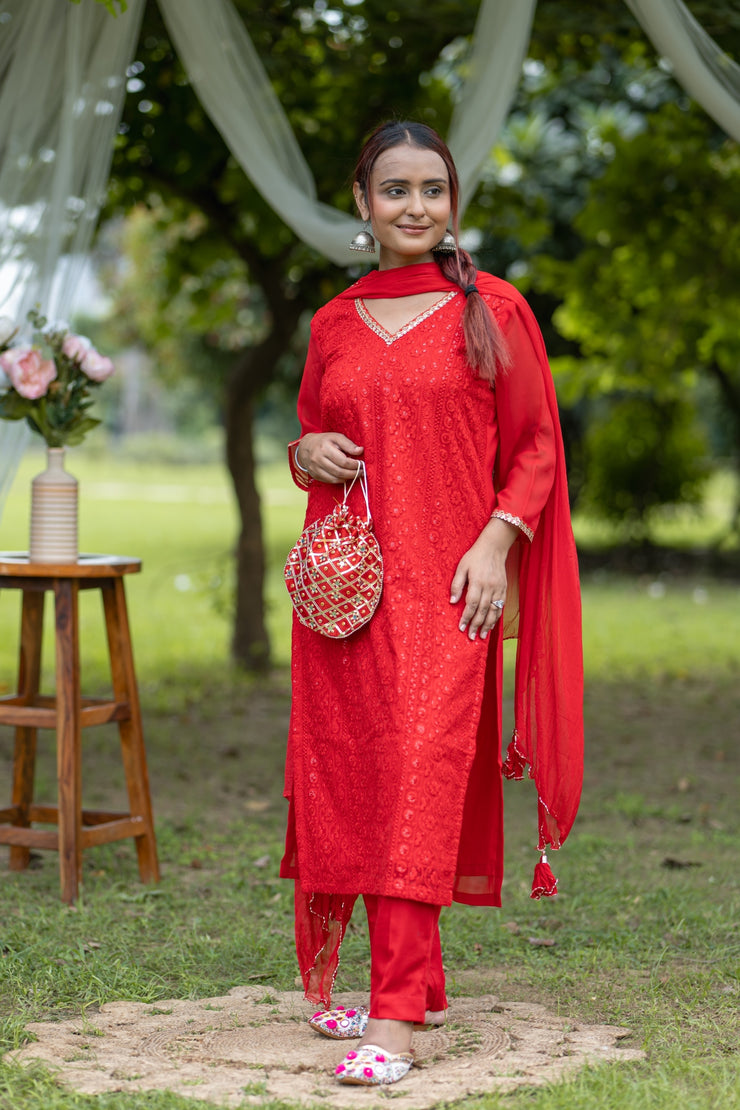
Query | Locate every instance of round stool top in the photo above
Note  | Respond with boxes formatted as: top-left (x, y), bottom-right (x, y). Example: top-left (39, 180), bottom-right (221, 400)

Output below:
top-left (0, 553), bottom-right (141, 578)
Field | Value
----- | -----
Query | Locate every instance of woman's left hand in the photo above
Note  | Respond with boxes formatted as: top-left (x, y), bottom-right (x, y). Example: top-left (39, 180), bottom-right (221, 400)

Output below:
top-left (450, 518), bottom-right (518, 640)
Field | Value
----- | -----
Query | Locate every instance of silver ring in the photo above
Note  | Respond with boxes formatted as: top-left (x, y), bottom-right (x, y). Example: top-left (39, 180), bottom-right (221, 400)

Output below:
top-left (490, 599), bottom-right (505, 610)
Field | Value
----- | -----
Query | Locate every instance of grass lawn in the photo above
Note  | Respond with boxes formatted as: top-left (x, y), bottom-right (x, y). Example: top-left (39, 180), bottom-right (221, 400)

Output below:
top-left (0, 445), bottom-right (739, 1109)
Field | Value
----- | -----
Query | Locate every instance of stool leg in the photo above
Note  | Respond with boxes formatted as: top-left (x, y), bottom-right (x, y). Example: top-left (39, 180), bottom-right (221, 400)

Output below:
top-left (9, 591), bottom-right (45, 871)
top-left (102, 578), bottom-right (159, 884)
top-left (54, 579), bottom-right (82, 904)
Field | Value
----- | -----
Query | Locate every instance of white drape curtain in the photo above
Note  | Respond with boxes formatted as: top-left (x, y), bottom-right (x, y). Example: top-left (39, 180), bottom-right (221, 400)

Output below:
top-left (448, 0), bottom-right (538, 211)
top-left (625, 0), bottom-right (740, 141)
top-left (0, 0), bottom-right (145, 510)
top-left (0, 0), bottom-right (145, 315)
top-left (155, 0), bottom-right (357, 267)
top-left (1, 0), bottom-right (738, 518)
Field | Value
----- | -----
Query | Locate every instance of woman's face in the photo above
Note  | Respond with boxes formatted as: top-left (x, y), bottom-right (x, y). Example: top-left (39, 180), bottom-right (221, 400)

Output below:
top-left (354, 143), bottom-right (452, 269)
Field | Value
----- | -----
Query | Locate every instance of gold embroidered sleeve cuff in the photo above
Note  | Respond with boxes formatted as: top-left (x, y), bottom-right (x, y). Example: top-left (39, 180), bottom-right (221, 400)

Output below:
top-left (490, 510), bottom-right (534, 542)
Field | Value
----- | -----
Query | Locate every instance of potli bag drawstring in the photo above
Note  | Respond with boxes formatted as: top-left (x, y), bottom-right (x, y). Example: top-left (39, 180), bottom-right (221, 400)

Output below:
top-left (341, 459), bottom-right (371, 522)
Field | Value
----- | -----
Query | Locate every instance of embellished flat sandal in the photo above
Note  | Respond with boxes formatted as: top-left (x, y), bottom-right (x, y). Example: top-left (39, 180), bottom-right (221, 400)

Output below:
top-left (335, 1044), bottom-right (414, 1086)
top-left (308, 1005), bottom-right (369, 1039)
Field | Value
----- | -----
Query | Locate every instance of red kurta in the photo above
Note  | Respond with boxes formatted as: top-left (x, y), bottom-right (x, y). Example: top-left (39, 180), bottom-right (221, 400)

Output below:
top-left (281, 263), bottom-right (583, 1004)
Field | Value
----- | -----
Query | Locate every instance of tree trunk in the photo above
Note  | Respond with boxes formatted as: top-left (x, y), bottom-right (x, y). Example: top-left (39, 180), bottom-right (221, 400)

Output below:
top-left (225, 379), bottom-right (270, 671)
top-left (224, 298), bottom-right (305, 670)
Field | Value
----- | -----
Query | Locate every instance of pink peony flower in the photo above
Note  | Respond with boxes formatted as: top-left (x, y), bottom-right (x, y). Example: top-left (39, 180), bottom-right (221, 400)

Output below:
top-left (80, 347), bottom-right (115, 381)
top-left (62, 333), bottom-right (90, 362)
top-left (62, 334), bottom-right (114, 381)
top-left (0, 346), bottom-right (57, 399)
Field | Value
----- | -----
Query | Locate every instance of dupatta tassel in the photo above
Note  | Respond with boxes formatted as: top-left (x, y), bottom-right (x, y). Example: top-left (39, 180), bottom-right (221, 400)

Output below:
top-left (502, 730), bottom-right (527, 780)
top-left (531, 852), bottom-right (558, 900)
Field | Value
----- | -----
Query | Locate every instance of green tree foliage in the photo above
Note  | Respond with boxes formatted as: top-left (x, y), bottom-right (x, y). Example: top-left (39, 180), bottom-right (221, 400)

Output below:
top-left (465, 37), bottom-right (684, 513)
top-left (462, 9), bottom-right (739, 537)
top-left (580, 396), bottom-right (708, 537)
top-left (101, 203), bottom-right (251, 420)
top-left (544, 103), bottom-right (740, 532)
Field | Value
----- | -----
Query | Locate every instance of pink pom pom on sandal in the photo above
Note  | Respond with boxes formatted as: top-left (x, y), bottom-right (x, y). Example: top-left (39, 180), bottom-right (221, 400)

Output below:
top-left (335, 1044), bottom-right (414, 1086)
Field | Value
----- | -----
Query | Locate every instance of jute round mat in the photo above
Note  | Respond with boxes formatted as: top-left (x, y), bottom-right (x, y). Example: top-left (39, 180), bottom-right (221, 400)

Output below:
top-left (8, 986), bottom-right (643, 1106)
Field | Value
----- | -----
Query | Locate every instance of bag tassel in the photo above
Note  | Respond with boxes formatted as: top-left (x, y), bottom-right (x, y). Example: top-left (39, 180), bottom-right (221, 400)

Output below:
top-left (531, 851), bottom-right (558, 900)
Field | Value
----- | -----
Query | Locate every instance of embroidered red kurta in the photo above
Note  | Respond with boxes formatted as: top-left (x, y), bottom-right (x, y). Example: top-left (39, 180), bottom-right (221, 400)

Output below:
top-left (281, 264), bottom-right (583, 1004)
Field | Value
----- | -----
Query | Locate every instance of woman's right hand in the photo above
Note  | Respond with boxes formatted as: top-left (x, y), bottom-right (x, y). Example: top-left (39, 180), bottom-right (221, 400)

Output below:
top-left (295, 432), bottom-right (364, 484)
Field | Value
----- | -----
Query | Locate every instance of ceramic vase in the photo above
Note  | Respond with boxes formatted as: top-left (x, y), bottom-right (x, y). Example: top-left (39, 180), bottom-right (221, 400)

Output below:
top-left (29, 447), bottom-right (78, 564)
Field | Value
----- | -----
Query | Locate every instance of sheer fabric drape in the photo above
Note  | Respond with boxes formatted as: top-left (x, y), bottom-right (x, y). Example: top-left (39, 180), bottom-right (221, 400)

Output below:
top-left (0, 0), bottom-right (144, 313)
top-left (625, 0), bottom-right (740, 141)
top-left (0, 0), bottom-right (144, 511)
top-left (1, 0), bottom-right (738, 517)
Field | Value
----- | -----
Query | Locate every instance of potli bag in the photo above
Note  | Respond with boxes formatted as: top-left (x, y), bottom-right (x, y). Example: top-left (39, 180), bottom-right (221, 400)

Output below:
top-left (284, 461), bottom-right (383, 638)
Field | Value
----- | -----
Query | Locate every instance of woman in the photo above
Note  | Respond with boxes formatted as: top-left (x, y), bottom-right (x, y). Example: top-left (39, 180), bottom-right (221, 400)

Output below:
top-left (281, 121), bottom-right (583, 1087)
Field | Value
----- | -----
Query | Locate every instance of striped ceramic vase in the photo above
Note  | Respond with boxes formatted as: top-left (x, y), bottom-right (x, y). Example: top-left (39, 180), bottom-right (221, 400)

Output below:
top-left (29, 447), bottom-right (78, 564)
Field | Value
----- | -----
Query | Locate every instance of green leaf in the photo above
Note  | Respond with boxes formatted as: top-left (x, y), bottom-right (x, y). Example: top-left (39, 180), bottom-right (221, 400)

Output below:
top-left (0, 392), bottom-right (31, 421)
top-left (64, 417), bottom-right (101, 447)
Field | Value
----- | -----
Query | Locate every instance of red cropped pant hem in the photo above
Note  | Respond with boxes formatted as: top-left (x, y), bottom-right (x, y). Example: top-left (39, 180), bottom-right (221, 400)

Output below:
top-left (363, 894), bottom-right (447, 1023)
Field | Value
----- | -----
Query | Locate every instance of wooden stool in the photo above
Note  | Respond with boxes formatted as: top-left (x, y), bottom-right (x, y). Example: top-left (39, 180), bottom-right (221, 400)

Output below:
top-left (0, 553), bottom-right (159, 903)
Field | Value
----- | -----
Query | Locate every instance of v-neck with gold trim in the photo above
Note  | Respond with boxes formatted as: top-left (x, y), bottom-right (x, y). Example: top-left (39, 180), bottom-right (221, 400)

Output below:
top-left (355, 290), bottom-right (458, 345)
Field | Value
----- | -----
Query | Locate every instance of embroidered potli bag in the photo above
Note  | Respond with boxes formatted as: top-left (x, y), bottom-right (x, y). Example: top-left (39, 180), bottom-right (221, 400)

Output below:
top-left (284, 462), bottom-right (383, 638)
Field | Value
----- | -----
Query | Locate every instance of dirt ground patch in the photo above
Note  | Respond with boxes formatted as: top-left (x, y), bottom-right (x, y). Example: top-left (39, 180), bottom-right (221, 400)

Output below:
top-left (7, 985), bottom-right (644, 1107)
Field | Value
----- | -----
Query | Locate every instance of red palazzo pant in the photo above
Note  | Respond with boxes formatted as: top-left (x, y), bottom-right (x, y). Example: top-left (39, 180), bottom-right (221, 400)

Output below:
top-left (363, 894), bottom-right (448, 1023)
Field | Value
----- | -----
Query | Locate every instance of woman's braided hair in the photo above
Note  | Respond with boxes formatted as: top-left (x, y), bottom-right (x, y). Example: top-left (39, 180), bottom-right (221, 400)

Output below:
top-left (354, 120), bottom-right (510, 383)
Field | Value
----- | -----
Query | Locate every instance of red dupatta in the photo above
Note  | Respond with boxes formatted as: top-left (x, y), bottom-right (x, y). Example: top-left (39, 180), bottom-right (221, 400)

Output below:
top-left (340, 262), bottom-right (584, 877)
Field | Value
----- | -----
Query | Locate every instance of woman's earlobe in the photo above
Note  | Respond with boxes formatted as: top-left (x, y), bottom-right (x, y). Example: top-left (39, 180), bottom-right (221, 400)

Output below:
top-left (352, 182), bottom-right (369, 222)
